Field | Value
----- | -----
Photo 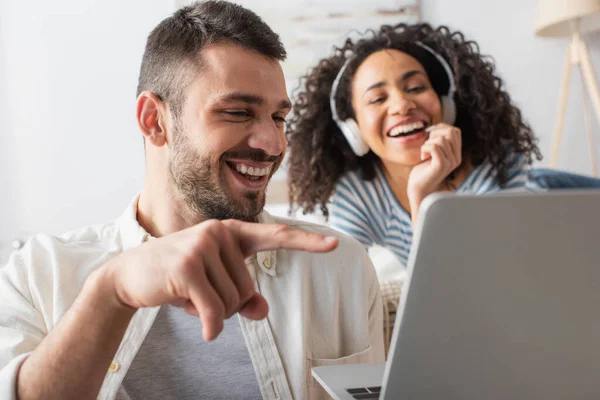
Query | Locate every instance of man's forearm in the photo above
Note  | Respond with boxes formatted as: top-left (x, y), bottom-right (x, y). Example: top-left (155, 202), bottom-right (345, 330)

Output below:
top-left (17, 267), bottom-right (136, 400)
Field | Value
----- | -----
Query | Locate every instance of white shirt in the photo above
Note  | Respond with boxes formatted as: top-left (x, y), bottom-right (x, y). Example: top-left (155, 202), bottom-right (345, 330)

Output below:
top-left (0, 198), bottom-right (384, 400)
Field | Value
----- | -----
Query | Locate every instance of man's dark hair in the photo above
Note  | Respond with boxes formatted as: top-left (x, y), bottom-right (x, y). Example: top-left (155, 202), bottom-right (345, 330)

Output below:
top-left (137, 0), bottom-right (286, 117)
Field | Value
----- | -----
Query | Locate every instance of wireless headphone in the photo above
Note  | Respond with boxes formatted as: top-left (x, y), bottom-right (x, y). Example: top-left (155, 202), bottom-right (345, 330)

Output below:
top-left (329, 41), bottom-right (457, 156)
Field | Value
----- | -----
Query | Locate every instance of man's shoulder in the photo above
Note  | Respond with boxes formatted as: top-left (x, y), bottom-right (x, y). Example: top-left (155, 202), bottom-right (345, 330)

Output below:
top-left (4, 219), bottom-right (122, 275)
top-left (271, 215), bottom-right (365, 251)
top-left (35, 219), bottom-right (120, 251)
top-left (270, 215), bottom-right (373, 273)
top-left (268, 216), bottom-right (379, 304)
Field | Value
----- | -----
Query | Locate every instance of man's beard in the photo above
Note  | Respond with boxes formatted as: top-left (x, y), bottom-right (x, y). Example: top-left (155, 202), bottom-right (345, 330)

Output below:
top-left (168, 125), bottom-right (281, 222)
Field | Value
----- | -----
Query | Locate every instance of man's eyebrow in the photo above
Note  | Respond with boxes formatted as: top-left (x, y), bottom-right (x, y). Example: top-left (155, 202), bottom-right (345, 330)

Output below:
top-left (278, 99), bottom-right (292, 111)
top-left (219, 92), bottom-right (264, 105)
top-left (217, 93), bottom-right (291, 111)
top-left (361, 70), bottom-right (426, 98)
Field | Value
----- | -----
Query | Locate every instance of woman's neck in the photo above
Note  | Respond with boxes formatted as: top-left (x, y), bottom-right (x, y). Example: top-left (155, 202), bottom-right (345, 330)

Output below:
top-left (381, 163), bottom-right (412, 213)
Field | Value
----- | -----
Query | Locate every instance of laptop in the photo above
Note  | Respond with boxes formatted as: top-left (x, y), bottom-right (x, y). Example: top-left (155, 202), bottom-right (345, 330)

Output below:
top-left (313, 191), bottom-right (600, 400)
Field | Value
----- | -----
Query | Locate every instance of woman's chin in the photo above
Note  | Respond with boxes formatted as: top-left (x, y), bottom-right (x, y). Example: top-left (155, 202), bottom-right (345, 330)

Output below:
top-left (381, 153), bottom-right (423, 167)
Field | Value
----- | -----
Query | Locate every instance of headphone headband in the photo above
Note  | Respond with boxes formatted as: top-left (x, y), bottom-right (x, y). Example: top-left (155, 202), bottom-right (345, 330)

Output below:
top-left (413, 41), bottom-right (456, 97)
top-left (329, 56), bottom-right (353, 124)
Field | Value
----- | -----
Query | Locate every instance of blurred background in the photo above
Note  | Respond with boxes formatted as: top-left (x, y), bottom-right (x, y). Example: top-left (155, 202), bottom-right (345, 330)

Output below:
top-left (2, 0), bottom-right (599, 263)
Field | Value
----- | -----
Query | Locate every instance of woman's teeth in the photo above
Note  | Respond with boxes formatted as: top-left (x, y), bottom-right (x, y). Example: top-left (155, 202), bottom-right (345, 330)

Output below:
top-left (234, 164), bottom-right (271, 177)
top-left (388, 121), bottom-right (426, 137)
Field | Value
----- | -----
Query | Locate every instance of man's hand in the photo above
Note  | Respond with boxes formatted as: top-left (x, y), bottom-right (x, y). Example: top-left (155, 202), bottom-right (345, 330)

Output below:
top-left (102, 219), bottom-right (339, 341)
top-left (407, 123), bottom-right (462, 224)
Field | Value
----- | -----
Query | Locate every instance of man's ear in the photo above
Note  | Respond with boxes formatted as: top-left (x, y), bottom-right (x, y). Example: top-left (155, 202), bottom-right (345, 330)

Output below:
top-left (136, 91), bottom-right (169, 147)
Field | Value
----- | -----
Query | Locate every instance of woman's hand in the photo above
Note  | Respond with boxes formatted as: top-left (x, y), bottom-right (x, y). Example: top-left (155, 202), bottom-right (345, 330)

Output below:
top-left (407, 123), bottom-right (462, 225)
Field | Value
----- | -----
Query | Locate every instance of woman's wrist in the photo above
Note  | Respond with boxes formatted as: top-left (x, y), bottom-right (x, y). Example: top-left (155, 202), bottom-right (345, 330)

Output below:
top-left (407, 182), bottom-right (447, 225)
top-left (407, 189), bottom-right (425, 226)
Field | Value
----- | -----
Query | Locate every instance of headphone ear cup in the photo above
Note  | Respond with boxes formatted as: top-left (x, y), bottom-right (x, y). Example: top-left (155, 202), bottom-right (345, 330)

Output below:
top-left (441, 95), bottom-right (457, 125)
top-left (340, 118), bottom-right (370, 156)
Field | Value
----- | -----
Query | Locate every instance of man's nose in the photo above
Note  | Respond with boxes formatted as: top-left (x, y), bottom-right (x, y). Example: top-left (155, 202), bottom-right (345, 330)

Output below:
top-left (246, 118), bottom-right (286, 156)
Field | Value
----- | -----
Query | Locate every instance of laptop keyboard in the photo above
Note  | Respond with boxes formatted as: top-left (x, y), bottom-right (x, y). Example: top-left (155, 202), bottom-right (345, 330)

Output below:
top-left (346, 386), bottom-right (381, 399)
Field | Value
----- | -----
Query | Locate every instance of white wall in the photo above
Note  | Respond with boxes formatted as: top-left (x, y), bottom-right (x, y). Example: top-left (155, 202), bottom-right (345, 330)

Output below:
top-left (0, 0), bottom-right (172, 259)
top-left (421, 0), bottom-right (600, 176)
top-left (2, 0), bottom-right (600, 262)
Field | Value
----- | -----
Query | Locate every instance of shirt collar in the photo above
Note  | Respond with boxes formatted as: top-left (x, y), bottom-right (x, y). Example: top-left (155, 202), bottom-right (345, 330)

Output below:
top-left (118, 195), bottom-right (151, 250)
top-left (118, 195), bottom-right (278, 276)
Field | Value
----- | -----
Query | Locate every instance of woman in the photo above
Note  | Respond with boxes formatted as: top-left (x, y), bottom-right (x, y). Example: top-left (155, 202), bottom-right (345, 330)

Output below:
top-left (286, 23), bottom-right (543, 267)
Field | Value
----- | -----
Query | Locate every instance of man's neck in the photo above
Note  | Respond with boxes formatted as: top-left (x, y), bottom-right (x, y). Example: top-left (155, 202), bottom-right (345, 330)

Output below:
top-left (136, 179), bottom-right (201, 238)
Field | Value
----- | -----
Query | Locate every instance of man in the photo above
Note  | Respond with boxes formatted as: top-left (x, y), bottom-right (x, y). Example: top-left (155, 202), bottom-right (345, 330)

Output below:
top-left (0, 1), bottom-right (384, 399)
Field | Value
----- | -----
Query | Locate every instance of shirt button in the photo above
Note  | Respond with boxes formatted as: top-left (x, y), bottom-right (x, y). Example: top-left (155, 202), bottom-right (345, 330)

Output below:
top-left (108, 361), bottom-right (121, 373)
top-left (262, 259), bottom-right (271, 269)
top-left (142, 235), bottom-right (149, 243)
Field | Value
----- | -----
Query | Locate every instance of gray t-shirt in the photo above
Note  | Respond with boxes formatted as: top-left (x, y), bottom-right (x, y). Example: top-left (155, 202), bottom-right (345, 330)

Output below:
top-left (121, 305), bottom-right (262, 399)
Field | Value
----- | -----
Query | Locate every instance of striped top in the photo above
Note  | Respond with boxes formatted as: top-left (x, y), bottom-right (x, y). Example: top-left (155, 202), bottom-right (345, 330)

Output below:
top-left (330, 154), bottom-right (544, 266)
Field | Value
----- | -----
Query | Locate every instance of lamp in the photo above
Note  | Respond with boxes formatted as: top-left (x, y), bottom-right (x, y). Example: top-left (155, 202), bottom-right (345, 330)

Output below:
top-left (536, 0), bottom-right (600, 175)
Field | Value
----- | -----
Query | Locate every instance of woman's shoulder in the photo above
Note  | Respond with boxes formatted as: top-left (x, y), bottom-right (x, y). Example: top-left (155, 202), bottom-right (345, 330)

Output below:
top-left (459, 153), bottom-right (543, 194)
top-left (332, 167), bottom-right (390, 207)
top-left (335, 166), bottom-right (387, 192)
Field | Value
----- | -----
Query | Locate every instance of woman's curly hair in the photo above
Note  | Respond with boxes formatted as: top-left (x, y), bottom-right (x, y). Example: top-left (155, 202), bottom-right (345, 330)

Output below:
top-left (286, 23), bottom-right (542, 217)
